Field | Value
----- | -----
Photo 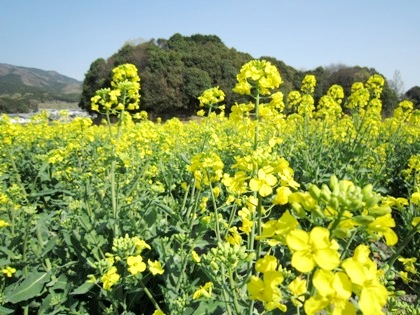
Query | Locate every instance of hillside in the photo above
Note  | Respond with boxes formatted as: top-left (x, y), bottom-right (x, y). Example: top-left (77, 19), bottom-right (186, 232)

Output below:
top-left (79, 33), bottom-right (401, 118)
top-left (0, 63), bottom-right (82, 113)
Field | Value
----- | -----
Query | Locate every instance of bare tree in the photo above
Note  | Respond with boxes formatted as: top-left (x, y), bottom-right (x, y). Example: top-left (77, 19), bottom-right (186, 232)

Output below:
top-left (389, 70), bottom-right (405, 97)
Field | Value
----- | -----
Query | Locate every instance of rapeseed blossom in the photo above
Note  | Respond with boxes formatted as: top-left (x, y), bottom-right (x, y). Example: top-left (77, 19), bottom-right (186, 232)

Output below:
top-left (193, 282), bottom-right (213, 299)
top-left (198, 86), bottom-right (225, 107)
top-left (366, 214), bottom-right (398, 246)
top-left (286, 227), bottom-right (340, 273)
top-left (127, 255), bottom-right (146, 275)
top-left (2, 266), bottom-right (16, 277)
top-left (300, 74), bottom-right (316, 95)
top-left (248, 255), bottom-right (287, 312)
top-left (148, 259), bottom-right (164, 275)
top-left (341, 245), bottom-right (388, 315)
top-left (0, 219), bottom-right (10, 228)
top-left (233, 60), bottom-right (282, 96)
top-left (398, 257), bottom-right (417, 274)
top-left (249, 168), bottom-right (277, 197)
top-left (287, 277), bottom-right (307, 307)
top-left (304, 270), bottom-right (355, 315)
top-left (257, 210), bottom-right (298, 246)
top-left (101, 266), bottom-right (120, 290)
top-left (91, 63), bottom-right (140, 113)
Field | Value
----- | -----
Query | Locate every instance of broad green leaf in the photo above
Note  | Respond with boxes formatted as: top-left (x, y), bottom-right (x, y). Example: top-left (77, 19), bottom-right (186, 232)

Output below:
top-left (0, 305), bottom-right (15, 314)
top-left (4, 271), bottom-right (50, 304)
top-left (70, 281), bottom-right (94, 295)
top-left (41, 236), bottom-right (58, 256)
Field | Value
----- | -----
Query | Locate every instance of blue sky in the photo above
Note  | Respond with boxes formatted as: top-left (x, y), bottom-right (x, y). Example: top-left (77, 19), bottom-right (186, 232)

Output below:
top-left (1, 0), bottom-right (419, 90)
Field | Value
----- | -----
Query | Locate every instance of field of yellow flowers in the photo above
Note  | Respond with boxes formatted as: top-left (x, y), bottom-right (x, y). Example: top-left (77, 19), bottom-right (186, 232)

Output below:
top-left (0, 62), bottom-right (419, 314)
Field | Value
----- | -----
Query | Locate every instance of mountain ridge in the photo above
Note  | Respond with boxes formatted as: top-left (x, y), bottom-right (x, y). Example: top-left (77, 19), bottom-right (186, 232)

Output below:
top-left (0, 63), bottom-right (82, 113)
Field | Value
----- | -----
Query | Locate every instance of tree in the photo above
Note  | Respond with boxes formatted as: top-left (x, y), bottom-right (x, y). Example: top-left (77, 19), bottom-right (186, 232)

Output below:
top-left (404, 86), bottom-right (420, 109)
top-left (389, 70), bottom-right (405, 98)
top-left (78, 58), bottom-right (110, 113)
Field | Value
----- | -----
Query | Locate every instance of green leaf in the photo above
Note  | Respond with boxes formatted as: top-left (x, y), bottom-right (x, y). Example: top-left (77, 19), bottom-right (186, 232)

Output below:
top-left (70, 281), bottom-right (94, 295)
top-left (4, 271), bottom-right (50, 304)
top-left (0, 305), bottom-right (15, 314)
top-left (41, 236), bottom-right (58, 256)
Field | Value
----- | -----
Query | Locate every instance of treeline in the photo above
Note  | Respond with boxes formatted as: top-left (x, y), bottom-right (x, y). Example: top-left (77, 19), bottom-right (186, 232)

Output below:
top-left (79, 33), bottom-right (418, 118)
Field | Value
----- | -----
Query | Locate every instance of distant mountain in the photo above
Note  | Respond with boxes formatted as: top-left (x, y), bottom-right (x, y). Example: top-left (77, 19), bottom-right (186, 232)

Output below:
top-left (0, 63), bottom-right (82, 113)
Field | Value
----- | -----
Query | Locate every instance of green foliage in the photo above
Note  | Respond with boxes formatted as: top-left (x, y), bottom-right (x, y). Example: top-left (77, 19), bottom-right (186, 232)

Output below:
top-left (405, 86), bottom-right (420, 109)
top-left (2, 61), bottom-right (418, 315)
top-left (79, 34), bottom-right (254, 118)
top-left (79, 34), bottom-right (402, 120)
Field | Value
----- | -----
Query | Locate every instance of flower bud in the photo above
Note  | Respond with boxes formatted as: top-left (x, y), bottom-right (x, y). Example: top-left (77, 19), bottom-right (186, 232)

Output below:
top-left (368, 206), bottom-right (391, 217)
top-left (394, 290), bottom-right (406, 296)
top-left (320, 184), bottom-right (331, 202)
top-left (210, 261), bottom-right (219, 271)
top-left (308, 184), bottom-right (321, 200)
top-left (291, 202), bottom-right (306, 218)
top-left (328, 196), bottom-right (340, 210)
top-left (352, 215), bottom-right (376, 225)
top-left (329, 175), bottom-right (339, 190)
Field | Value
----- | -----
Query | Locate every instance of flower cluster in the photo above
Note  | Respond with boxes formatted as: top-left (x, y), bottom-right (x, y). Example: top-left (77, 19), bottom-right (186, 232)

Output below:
top-left (93, 234), bottom-right (164, 291)
top-left (91, 63), bottom-right (140, 113)
top-left (247, 255), bottom-right (287, 311)
top-left (233, 60), bottom-right (282, 96)
top-left (197, 86), bottom-right (225, 116)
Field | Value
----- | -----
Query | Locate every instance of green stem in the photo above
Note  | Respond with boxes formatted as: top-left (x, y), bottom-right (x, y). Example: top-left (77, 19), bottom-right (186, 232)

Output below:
top-left (386, 227), bottom-right (419, 275)
top-left (139, 279), bottom-right (162, 311)
top-left (228, 268), bottom-right (241, 314)
top-left (209, 181), bottom-right (222, 242)
top-left (340, 229), bottom-right (358, 260)
top-left (7, 147), bottom-right (28, 203)
top-left (175, 188), bottom-right (200, 293)
top-left (253, 92), bottom-right (260, 151)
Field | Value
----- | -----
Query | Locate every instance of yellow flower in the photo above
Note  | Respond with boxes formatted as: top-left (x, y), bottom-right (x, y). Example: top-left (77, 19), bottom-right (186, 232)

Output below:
top-left (398, 271), bottom-right (409, 284)
top-left (304, 269), bottom-right (355, 315)
top-left (288, 277), bottom-right (307, 307)
top-left (301, 74), bottom-right (316, 95)
top-left (225, 226), bottom-right (242, 245)
top-left (272, 186), bottom-right (292, 205)
top-left (193, 282), bottom-right (213, 299)
top-left (191, 250), bottom-right (201, 263)
top-left (367, 214), bottom-right (398, 246)
top-left (249, 169), bottom-right (277, 197)
top-left (341, 245), bottom-right (388, 315)
top-left (132, 237), bottom-right (151, 254)
top-left (247, 271), bottom-right (286, 312)
top-left (198, 86), bottom-right (225, 107)
top-left (222, 171), bottom-right (248, 195)
top-left (152, 311), bottom-right (165, 315)
top-left (2, 266), bottom-right (16, 277)
top-left (286, 227), bottom-right (340, 273)
top-left (257, 210), bottom-right (299, 246)
top-left (255, 255), bottom-right (277, 273)
top-left (148, 259), bottom-right (164, 275)
top-left (0, 219), bottom-right (10, 228)
top-left (412, 217), bottom-right (420, 227)
top-left (398, 257), bottom-right (417, 274)
top-left (410, 192), bottom-right (420, 205)
top-left (240, 217), bottom-right (253, 235)
top-left (101, 266), bottom-right (120, 290)
top-left (127, 255), bottom-right (146, 275)
top-left (233, 60), bottom-right (282, 96)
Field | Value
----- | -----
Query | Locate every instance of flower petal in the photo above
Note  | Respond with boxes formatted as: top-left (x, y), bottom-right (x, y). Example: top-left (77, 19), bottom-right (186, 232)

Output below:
top-left (287, 229), bottom-right (309, 251)
top-left (292, 250), bottom-right (315, 273)
top-left (314, 248), bottom-right (340, 270)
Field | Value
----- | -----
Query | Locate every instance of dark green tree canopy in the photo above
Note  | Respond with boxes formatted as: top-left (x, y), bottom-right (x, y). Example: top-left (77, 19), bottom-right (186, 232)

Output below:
top-left (79, 34), bottom-right (400, 119)
top-left (404, 86), bottom-right (420, 109)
